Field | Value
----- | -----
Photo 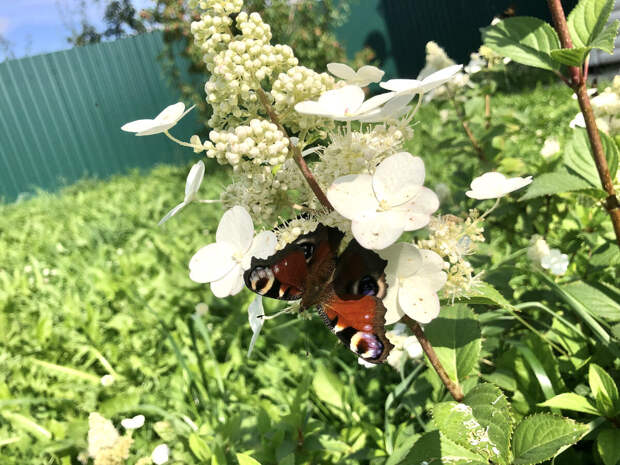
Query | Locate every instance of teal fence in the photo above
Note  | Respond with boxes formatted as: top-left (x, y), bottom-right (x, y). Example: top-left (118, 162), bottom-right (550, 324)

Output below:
top-left (0, 32), bottom-right (201, 202)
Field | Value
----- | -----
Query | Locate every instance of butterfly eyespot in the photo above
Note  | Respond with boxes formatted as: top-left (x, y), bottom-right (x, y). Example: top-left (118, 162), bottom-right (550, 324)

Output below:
top-left (299, 242), bottom-right (315, 262)
top-left (249, 267), bottom-right (275, 295)
top-left (357, 275), bottom-right (379, 296)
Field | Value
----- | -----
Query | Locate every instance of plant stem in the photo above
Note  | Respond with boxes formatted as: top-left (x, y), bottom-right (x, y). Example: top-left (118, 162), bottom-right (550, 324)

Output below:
top-left (256, 87), bottom-right (463, 399)
top-left (449, 94), bottom-right (486, 162)
top-left (404, 315), bottom-right (465, 401)
top-left (546, 0), bottom-right (620, 248)
top-left (256, 88), bottom-right (333, 211)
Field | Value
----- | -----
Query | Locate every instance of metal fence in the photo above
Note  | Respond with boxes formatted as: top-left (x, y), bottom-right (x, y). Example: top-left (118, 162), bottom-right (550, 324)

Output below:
top-left (0, 31), bottom-right (201, 202)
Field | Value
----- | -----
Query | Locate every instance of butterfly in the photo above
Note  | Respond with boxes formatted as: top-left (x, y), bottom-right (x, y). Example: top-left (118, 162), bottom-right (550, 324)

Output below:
top-left (243, 224), bottom-right (394, 364)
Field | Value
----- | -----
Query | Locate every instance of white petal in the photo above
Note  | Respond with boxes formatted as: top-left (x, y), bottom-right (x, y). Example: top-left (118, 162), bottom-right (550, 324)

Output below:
top-left (184, 160), bottom-right (205, 200)
top-left (135, 122), bottom-right (175, 136)
top-left (158, 202), bottom-right (187, 225)
top-left (242, 231), bottom-right (277, 269)
top-left (504, 175), bottom-right (533, 194)
top-left (357, 65), bottom-right (385, 84)
top-left (357, 91), bottom-right (397, 114)
top-left (216, 206), bottom-right (254, 253)
top-left (121, 119), bottom-right (156, 133)
top-left (373, 153), bottom-right (426, 206)
top-left (247, 295), bottom-right (264, 357)
top-left (358, 94), bottom-right (413, 122)
top-left (419, 64), bottom-right (463, 92)
top-left (327, 62), bottom-right (356, 80)
top-left (380, 78), bottom-right (423, 93)
top-left (466, 172), bottom-right (532, 200)
top-left (294, 100), bottom-right (334, 117)
top-left (398, 283), bottom-right (440, 324)
top-left (210, 265), bottom-right (244, 297)
top-left (417, 249), bottom-right (447, 291)
top-left (152, 444), bottom-right (170, 465)
top-left (404, 336), bottom-right (423, 359)
top-left (189, 243), bottom-right (235, 283)
top-left (395, 187), bottom-right (440, 230)
top-left (121, 415), bottom-right (145, 430)
top-left (379, 242), bottom-right (423, 279)
top-left (383, 277), bottom-right (404, 325)
top-left (351, 211), bottom-right (405, 250)
top-left (327, 174), bottom-right (378, 220)
top-left (153, 102), bottom-right (185, 124)
top-left (318, 85), bottom-right (365, 116)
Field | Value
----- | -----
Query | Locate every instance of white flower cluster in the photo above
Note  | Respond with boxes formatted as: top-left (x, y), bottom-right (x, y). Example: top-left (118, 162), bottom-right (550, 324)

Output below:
top-left (417, 41), bottom-right (469, 99)
top-left (570, 76), bottom-right (620, 136)
top-left (418, 213), bottom-right (485, 301)
top-left (272, 66), bottom-right (338, 134)
top-left (87, 412), bottom-right (133, 465)
top-left (205, 119), bottom-right (289, 167)
top-left (527, 235), bottom-right (569, 276)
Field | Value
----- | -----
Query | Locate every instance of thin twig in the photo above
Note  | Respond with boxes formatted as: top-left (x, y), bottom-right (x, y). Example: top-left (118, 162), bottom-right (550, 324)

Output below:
top-left (404, 316), bottom-right (465, 401)
top-left (450, 94), bottom-right (487, 162)
top-left (546, 0), bottom-right (620, 248)
top-left (255, 88), bottom-right (333, 211)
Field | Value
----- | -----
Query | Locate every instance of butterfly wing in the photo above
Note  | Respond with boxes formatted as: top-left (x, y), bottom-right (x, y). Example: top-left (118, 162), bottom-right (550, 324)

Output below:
top-left (318, 239), bottom-right (393, 364)
top-left (243, 225), bottom-right (344, 301)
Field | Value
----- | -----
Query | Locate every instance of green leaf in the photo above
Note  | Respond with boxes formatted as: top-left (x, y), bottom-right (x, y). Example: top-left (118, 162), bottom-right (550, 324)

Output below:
top-left (550, 47), bottom-right (592, 66)
top-left (538, 393), bottom-right (600, 415)
top-left (482, 17), bottom-right (561, 71)
top-left (512, 414), bottom-right (588, 465)
top-left (590, 20), bottom-right (620, 53)
top-left (597, 429), bottom-right (620, 465)
top-left (406, 430), bottom-right (487, 465)
top-left (236, 453), bottom-right (262, 465)
top-left (432, 384), bottom-right (514, 464)
top-left (589, 363), bottom-right (620, 416)
top-left (562, 281), bottom-right (620, 322)
top-left (464, 282), bottom-right (517, 311)
top-left (312, 362), bottom-right (344, 411)
top-left (564, 128), bottom-right (619, 188)
top-left (519, 171), bottom-right (593, 200)
top-left (424, 304), bottom-right (482, 383)
top-left (567, 0), bottom-right (615, 49)
top-left (189, 433), bottom-right (212, 461)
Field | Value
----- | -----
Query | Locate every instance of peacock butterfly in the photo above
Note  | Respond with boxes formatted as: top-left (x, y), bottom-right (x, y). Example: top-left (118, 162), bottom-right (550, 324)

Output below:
top-left (243, 224), bottom-right (394, 364)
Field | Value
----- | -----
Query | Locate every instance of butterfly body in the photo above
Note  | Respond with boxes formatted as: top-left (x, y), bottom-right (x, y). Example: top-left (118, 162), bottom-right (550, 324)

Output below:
top-left (244, 225), bottom-right (393, 364)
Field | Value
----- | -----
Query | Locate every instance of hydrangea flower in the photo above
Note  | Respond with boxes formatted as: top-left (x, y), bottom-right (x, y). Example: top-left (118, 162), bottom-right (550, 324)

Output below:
top-left (121, 102), bottom-right (194, 136)
top-left (327, 152), bottom-right (439, 250)
top-left (294, 85), bottom-right (408, 122)
top-left (466, 172), bottom-right (532, 200)
top-left (385, 323), bottom-right (423, 369)
top-left (527, 235), bottom-right (551, 263)
top-left (159, 161), bottom-right (206, 225)
top-left (189, 206), bottom-right (277, 297)
top-left (121, 415), bottom-right (145, 430)
top-left (541, 249), bottom-right (569, 276)
top-left (379, 64), bottom-right (463, 96)
top-left (540, 137), bottom-right (560, 158)
top-left (379, 243), bottom-right (447, 324)
top-left (326, 62), bottom-right (384, 87)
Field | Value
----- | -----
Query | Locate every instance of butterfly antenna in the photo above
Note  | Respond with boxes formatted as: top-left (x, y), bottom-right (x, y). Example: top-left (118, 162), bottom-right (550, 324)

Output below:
top-left (257, 304), bottom-right (297, 320)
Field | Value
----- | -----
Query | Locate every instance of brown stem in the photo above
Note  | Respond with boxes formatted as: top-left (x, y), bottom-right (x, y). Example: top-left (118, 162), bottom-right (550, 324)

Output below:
top-left (546, 0), bottom-right (581, 86)
top-left (404, 316), bottom-right (465, 402)
top-left (256, 88), bottom-right (333, 211)
top-left (450, 95), bottom-right (486, 162)
top-left (484, 94), bottom-right (491, 129)
top-left (546, 0), bottom-right (620, 248)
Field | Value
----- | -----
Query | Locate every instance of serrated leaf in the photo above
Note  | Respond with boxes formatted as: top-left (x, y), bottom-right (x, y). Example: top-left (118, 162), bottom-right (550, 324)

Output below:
top-left (550, 47), bottom-right (592, 66)
top-left (589, 363), bottom-right (620, 416)
top-left (482, 17), bottom-right (561, 71)
top-left (512, 414), bottom-right (588, 465)
top-left (567, 0), bottom-right (615, 48)
top-left (597, 429), bottom-right (620, 465)
top-left (590, 20), bottom-right (620, 53)
top-left (519, 171), bottom-right (593, 200)
top-left (538, 393), bottom-right (600, 415)
top-left (424, 304), bottom-right (481, 383)
top-left (236, 453), bottom-right (262, 465)
top-left (406, 430), bottom-right (487, 465)
top-left (564, 128), bottom-right (619, 188)
top-left (433, 384), bottom-right (514, 464)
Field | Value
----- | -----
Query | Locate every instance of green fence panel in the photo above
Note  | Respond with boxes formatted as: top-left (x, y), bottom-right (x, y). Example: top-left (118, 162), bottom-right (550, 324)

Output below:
top-left (0, 31), bottom-right (203, 202)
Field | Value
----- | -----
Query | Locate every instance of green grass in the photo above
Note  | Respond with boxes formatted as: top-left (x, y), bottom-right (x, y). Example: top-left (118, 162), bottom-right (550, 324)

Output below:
top-left (1, 79), bottom-right (619, 465)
